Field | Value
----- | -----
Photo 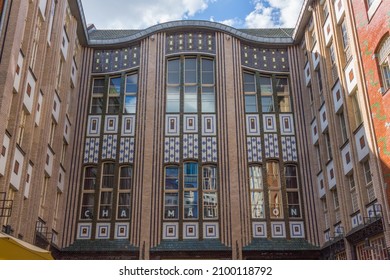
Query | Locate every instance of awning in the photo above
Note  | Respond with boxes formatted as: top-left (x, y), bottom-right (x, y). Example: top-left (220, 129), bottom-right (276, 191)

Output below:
top-left (0, 232), bottom-right (53, 260)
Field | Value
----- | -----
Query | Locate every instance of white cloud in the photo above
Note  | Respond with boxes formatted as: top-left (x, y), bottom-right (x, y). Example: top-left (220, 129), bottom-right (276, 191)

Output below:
top-left (245, 0), bottom-right (304, 28)
top-left (82, 0), bottom-right (215, 29)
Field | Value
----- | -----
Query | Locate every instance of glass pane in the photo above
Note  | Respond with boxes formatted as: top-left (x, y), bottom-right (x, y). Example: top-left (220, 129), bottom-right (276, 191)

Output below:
top-left (259, 76), bottom-right (272, 95)
top-left (184, 163), bottom-right (198, 189)
top-left (261, 96), bottom-right (274, 112)
top-left (91, 97), bottom-right (104, 114)
top-left (185, 58), bottom-right (197, 84)
top-left (100, 192), bottom-right (112, 204)
top-left (203, 192), bottom-right (218, 219)
top-left (125, 96), bottom-right (137, 113)
top-left (202, 87), bottom-right (215, 113)
top-left (99, 206), bottom-right (111, 219)
top-left (276, 78), bottom-right (289, 95)
top-left (109, 77), bottom-right (121, 94)
top-left (93, 78), bottom-right (105, 94)
top-left (120, 166), bottom-right (132, 189)
top-left (108, 97), bottom-right (120, 114)
top-left (117, 206), bottom-right (130, 219)
top-left (81, 206), bottom-right (93, 219)
top-left (285, 166), bottom-right (298, 189)
top-left (82, 193), bottom-right (94, 205)
top-left (251, 192), bottom-right (264, 219)
top-left (249, 166), bottom-right (263, 190)
top-left (166, 86), bottom-right (180, 112)
top-left (243, 73), bottom-right (256, 93)
top-left (168, 59), bottom-right (180, 84)
top-left (278, 96), bottom-right (291, 112)
top-left (269, 190), bottom-right (283, 218)
top-left (118, 193), bottom-right (131, 205)
top-left (184, 191), bottom-right (198, 219)
top-left (125, 74), bottom-right (138, 93)
top-left (165, 167), bottom-right (179, 190)
top-left (202, 59), bottom-right (214, 84)
top-left (184, 93), bottom-right (197, 112)
top-left (267, 162), bottom-right (280, 189)
top-left (164, 193), bottom-right (178, 219)
top-left (245, 95), bottom-right (258, 113)
top-left (203, 166), bottom-right (217, 190)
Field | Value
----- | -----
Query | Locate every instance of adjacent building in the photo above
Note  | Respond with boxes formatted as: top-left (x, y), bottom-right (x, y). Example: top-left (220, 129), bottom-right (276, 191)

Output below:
top-left (0, 0), bottom-right (389, 260)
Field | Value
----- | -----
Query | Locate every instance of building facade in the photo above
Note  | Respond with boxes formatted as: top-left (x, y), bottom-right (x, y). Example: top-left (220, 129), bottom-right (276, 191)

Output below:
top-left (0, 0), bottom-right (389, 260)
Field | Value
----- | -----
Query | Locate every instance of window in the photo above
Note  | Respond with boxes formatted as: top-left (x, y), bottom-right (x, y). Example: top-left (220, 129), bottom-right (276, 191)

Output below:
top-left (367, 0), bottom-right (375, 7)
top-left (124, 73), bottom-right (138, 113)
top-left (243, 72), bottom-right (258, 113)
top-left (329, 43), bottom-right (336, 66)
top-left (260, 76), bottom-right (274, 112)
top-left (91, 78), bottom-right (104, 114)
top-left (309, 86), bottom-right (315, 120)
top-left (317, 69), bottom-right (324, 104)
top-left (117, 166), bottom-right (132, 219)
top-left (341, 21), bottom-right (349, 50)
top-left (201, 58), bottom-right (215, 113)
top-left (285, 165), bottom-right (301, 218)
top-left (324, 132), bottom-right (332, 160)
top-left (267, 162), bottom-right (283, 219)
top-left (166, 59), bottom-right (180, 112)
top-left (31, 18), bottom-right (42, 71)
top-left (183, 162), bottom-right (198, 219)
top-left (377, 36), bottom-right (390, 92)
top-left (107, 76), bottom-right (121, 114)
top-left (275, 77), bottom-right (290, 112)
top-left (39, 177), bottom-right (49, 218)
top-left (99, 163), bottom-right (115, 219)
top-left (249, 166), bottom-right (265, 219)
top-left (333, 189), bottom-right (339, 209)
top-left (323, 3), bottom-right (329, 20)
top-left (60, 142), bottom-right (67, 165)
top-left (363, 160), bottom-right (372, 185)
top-left (48, 120), bottom-right (56, 147)
top-left (164, 166), bottom-right (179, 219)
top-left (184, 58), bottom-right (198, 112)
top-left (16, 110), bottom-right (27, 146)
top-left (316, 145), bottom-right (322, 171)
top-left (339, 112), bottom-right (348, 143)
top-left (351, 92), bottom-right (363, 128)
top-left (203, 166), bottom-right (218, 219)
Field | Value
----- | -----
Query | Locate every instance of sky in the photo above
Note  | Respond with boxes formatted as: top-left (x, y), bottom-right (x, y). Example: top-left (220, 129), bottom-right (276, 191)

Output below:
top-left (81, 0), bottom-right (305, 30)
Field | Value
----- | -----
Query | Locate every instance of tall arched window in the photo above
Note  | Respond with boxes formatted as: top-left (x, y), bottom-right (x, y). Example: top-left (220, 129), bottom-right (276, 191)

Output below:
top-left (80, 166), bottom-right (97, 220)
top-left (285, 165), bottom-right (301, 218)
top-left (99, 162), bottom-right (115, 219)
top-left (183, 162), bottom-right (198, 219)
top-left (164, 166), bottom-right (179, 220)
top-left (117, 165), bottom-right (132, 220)
top-left (249, 166), bottom-right (265, 219)
top-left (203, 166), bottom-right (218, 219)
top-left (266, 161), bottom-right (283, 219)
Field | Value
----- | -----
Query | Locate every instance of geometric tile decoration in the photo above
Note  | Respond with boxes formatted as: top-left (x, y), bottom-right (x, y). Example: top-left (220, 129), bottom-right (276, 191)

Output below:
top-left (77, 223), bottom-right (92, 239)
top-left (84, 138), bottom-right (100, 163)
top-left (332, 80), bottom-right (343, 113)
top-left (201, 137), bottom-right (217, 162)
top-left (323, 16), bottom-right (333, 47)
top-left (253, 222), bottom-right (267, 238)
top-left (281, 136), bottom-right (297, 162)
top-left (326, 160), bottom-right (337, 190)
top-left (164, 137), bottom-right (180, 163)
top-left (96, 223), bottom-right (111, 239)
top-left (163, 222), bottom-right (179, 240)
top-left (334, 223), bottom-right (344, 237)
top-left (246, 115), bottom-right (261, 135)
top-left (319, 105), bottom-right (328, 133)
top-left (183, 115), bottom-right (198, 133)
top-left (202, 115), bottom-right (216, 136)
top-left (354, 126), bottom-right (369, 162)
top-left (92, 46), bottom-right (140, 73)
top-left (334, 0), bottom-right (345, 24)
top-left (311, 120), bottom-right (319, 144)
top-left (241, 45), bottom-right (289, 72)
top-left (87, 116), bottom-right (101, 136)
top-left (102, 135), bottom-right (118, 160)
top-left (203, 222), bottom-right (219, 239)
top-left (122, 116), bottom-right (135, 136)
top-left (263, 114), bottom-right (277, 132)
top-left (289, 221), bottom-right (305, 238)
top-left (247, 137), bottom-right (262, 162)
top-left (114, 223), bottom-right (129, 239)
top-left (345, 59), bottom-right (357, 95)
top-left (104, 116), bottom-right (119, 133)
top-left (279, 114), bottom-right (295, 135)
top-left (246, 115), bottom-right (260, 136)
top-left (166, 32), bottom-right (216, 55)
top-left (166, 115), bottom-right (180, 136)
top-left (341, 143), bottom-right (353, 175)
top-left (304, 62), bottom-right (311, 86)
top-left (119, 137), bottom-right (135, 163)
top-left (271, 222), bottom-right (286, 238)
top-left (351, 212), bottom-right (363, 228)
top-left (264, 134), bottom-right (279, 158)
top-left (183, 222), bottom-right (199, 239)
top-left (183, 134), bottom-right (199, 159)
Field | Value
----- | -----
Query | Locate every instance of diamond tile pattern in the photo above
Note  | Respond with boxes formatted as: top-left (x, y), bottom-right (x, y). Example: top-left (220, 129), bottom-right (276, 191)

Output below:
top-left (247, 137), bottom-right (262, 162)
top-left (119, 137), bottom-right (135, 163)
top-left (84, 138), bottom-right (100, 163)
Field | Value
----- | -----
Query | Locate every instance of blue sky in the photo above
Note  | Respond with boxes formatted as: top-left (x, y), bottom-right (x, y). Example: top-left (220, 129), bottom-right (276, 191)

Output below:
top-left (81, 0), bottom-right (304, 30)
